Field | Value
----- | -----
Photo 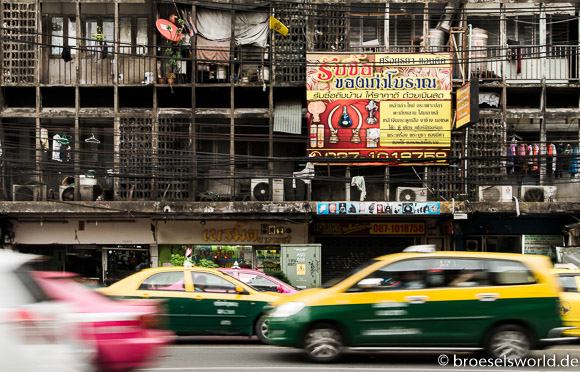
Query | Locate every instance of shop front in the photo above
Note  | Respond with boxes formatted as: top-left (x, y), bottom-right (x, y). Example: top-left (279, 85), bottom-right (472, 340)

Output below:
top-left (313, 221), bottom-right (449, 282)
top-left (455, 215), bottom-right (569, 259)
top-left (155, 220), bottom-right (309, 272)
top-left (11, 219), bottom-right (155, 285)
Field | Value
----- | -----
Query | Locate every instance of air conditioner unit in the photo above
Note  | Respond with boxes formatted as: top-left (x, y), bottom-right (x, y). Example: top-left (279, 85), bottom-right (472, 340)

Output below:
top-left (396, 187), bottom-right (428, 202)
top-left (59, 185), bottom-right (75, 201)
top-left (251, 179), bottom-right (270, 201)
top-left (521, 185), bottom-right (557, 202)
top-left (478, 186), bottom-right (513, 202)
top-left (272, 178), bottom-right (284, 202)
top-left (80, 185), bottom-right (100, 201)
top-left (12, 185), bottom-right (47, 201)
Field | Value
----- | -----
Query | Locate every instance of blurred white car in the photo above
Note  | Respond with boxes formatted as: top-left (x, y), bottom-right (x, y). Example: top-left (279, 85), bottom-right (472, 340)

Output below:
top-left (0, 250), bottom-right (96, 372)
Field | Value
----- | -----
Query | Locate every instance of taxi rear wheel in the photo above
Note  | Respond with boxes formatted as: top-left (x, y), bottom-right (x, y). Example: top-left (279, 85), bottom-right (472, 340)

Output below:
top-left (255, 316), bottom-right (270, 344)
top-left (303, 324), bottom-right (343, 363)
top-left (485, 324), bottom-right (532, 360)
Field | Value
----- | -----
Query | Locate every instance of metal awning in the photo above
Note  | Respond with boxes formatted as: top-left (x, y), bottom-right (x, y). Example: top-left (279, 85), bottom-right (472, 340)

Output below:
top-left (274, 100), bottom-right (302, 134)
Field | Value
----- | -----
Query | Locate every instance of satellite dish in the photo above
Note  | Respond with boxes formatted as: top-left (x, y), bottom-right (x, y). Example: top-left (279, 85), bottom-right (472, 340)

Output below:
top-left (156, 19), bottom-right (184, 42)
top-left (253, 182), bottom-right (270, 201)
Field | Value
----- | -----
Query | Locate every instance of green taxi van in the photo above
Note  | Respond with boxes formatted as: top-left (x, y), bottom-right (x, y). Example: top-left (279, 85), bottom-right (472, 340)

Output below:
top-left (265, 246), bottom-right (576, 362)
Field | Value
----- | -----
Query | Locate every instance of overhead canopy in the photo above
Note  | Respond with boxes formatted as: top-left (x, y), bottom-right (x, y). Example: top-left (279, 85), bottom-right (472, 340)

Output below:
top-left (196, 7), bottom-right (269, 48)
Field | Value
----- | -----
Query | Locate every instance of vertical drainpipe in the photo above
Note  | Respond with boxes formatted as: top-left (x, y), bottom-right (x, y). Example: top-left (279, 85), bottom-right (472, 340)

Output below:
top-left (464, 24), bottom-right (472, 197)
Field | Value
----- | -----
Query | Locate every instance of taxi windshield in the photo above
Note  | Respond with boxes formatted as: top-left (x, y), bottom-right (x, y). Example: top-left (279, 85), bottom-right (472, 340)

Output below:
top-left (322, 259), bottom-right (379, 288)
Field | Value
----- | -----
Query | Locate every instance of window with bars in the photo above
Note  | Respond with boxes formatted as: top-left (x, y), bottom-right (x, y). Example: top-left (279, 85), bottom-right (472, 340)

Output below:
top-left (388, 3), bottom-right (424, 49)
top-left (49, 16), bottom-right (76, 55)
top-left (349, 3), bottom-right (385, 50)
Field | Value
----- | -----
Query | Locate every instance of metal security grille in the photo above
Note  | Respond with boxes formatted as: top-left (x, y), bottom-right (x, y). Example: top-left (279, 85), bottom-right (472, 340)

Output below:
top-left (2, 0), bottom-right (36, 84)
top-left (316, 236), bottom-right (413, 284)
top-left (309, 3), bottom-right (347, 52)
top-left (467, 118), bottom-right (505, 198)
top-left (118, 117), bottom-right (153, 200)
top-left (272, 4), bottom-right (307, 84)
top-left (157, 117), bottom-right (191, 201)
top-left (427, 131), bottom-right (465, 200)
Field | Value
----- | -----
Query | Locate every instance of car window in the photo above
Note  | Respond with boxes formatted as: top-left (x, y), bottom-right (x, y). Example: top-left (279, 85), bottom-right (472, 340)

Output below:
top-left (239, 273), bottom-right (278, 292)
top-left (426, 258), bottom-right (488, 288)
top-left (348, 259), bottom-right (427, 292)
top-left (191, 272), bottom-right (238, 293)
top-left (138, 271), bottom-right (185, 291)
top-left (323, 259), bottom-right (379, 288)
top-left (2, 265), bottom-right (50, 307)
top-left (559, 275), bottom-right (578, 292)
top-left (487, 259), bottom-right (536, 285)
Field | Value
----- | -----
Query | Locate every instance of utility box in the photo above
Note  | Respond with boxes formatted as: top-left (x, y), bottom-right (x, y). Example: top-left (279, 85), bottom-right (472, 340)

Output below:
top-left (280, 244), bottom-right (321, 289)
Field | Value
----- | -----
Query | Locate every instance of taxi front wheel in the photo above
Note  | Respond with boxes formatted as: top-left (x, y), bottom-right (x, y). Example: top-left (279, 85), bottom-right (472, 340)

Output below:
top-left (255, 316), bottom-right (270, 344)
top-left (485, 324), bottom-right (532, 360)
top-left (303, 324), bottom-right (343, 363)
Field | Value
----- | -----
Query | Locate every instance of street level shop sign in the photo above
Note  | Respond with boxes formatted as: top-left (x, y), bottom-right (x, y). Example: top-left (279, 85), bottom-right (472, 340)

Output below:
top-left (307, 53), bottom-right (452, 165)
top-left (313, 221), bottom-right (426, 236)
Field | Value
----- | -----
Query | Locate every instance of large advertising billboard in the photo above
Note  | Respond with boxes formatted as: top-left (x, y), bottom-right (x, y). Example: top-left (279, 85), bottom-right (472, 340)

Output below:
top-left (307, 53), bottom-right (452, 165)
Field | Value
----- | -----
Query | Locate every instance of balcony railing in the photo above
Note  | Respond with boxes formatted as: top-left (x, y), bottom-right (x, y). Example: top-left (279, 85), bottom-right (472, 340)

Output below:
top-left (31, 43), bottom-right (580, 86)
top-left (471, 44), bottom-right (579, 83)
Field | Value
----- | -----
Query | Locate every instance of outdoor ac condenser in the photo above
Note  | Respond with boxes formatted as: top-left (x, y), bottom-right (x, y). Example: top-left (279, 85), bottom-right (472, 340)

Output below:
top-left (396, 187), bottom-right (428, 202)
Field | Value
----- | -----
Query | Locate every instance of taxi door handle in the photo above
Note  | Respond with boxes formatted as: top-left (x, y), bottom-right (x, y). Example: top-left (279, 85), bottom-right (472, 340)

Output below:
top-left (141, 293), bottom-right (151, 298)
top-left (194, 295), bottom-right (203, 300)
top-left (404, 295), bottom-right (429, 304)
top-left (476, 293), bottom-right (500, 302)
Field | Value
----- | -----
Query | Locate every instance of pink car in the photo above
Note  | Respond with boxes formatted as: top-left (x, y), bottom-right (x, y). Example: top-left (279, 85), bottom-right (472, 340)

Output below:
top-left (218, 268), bottom-right (298, 294)
top-left (32, 272), bottom-right (174, 372)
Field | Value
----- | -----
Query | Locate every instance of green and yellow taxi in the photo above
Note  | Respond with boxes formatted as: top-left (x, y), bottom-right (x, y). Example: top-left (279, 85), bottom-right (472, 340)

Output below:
top-left (554, 265), bottom-right (580, 337)
top-left (265, 246), bottom-right (575, 362)
top-left (97, 266), bottom-right (282, 342)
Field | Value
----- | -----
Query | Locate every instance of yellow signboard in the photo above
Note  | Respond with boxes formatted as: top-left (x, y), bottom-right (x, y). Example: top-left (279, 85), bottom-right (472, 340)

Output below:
top-left (306, 52), bottom-right (452, 165)
top-left (380, 100), bottom-right (452, 147)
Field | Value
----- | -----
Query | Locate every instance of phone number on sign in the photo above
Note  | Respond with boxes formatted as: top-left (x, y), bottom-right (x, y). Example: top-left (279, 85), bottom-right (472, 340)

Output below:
top-left (309, 150), bottom-right (448, 164)
top-left (370, 223), bottom-right (425, 235)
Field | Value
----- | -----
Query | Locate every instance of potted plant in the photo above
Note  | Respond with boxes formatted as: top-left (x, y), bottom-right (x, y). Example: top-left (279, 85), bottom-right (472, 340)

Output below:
top-left (242, 68), bottom-right (255, 83)
top-left (163, 18), bottom-right (186, 85)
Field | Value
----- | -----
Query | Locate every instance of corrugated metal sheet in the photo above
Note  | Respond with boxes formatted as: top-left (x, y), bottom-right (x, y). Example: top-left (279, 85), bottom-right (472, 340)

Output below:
top-left (274, 100), bottom-right (302, 134)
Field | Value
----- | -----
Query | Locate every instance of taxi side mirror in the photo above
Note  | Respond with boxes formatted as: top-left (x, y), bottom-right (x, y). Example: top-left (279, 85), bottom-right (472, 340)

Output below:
top-left (235, 286), bottom-right (245, 294)
top-left (357, 278), bottom-right (383, 289)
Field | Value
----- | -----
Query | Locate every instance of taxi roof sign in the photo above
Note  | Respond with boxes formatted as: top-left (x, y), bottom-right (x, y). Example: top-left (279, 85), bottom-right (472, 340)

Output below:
top-left (403, 244), bottom-right (436, 253)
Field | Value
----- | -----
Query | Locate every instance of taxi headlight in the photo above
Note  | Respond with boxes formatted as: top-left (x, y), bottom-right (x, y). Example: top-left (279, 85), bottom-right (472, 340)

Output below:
top-left (270, 302), bottom-right (305, 318)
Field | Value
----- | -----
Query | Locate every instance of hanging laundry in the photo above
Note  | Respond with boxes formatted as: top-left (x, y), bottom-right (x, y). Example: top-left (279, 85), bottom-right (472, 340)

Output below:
top-left (527, 144), bottom-right (534, 172)
top-left (517, 143), bottom-right (527, 172)
top-left (351, 176), bottom-right (367, 201)
top-left (40, 128), bottom-right (49, 151)
top-left (52, 134), bottom-right (63, 162)
top-left (564, 144), bottom-right (573, 176)
top-left (546, 143), bottom-right (553, 174)
top-left (532, 143), bottom-right (539, 172)
top-left (506, 144), bottom-right (515, 173)
top-left (556, 143), bottom-right (565, 177)
top-left (570, 146), bottom-right (579, 176)
top-left (61, 46), bottom-right (72, 63)
top-left (551, 143), bottom-right (557, 174)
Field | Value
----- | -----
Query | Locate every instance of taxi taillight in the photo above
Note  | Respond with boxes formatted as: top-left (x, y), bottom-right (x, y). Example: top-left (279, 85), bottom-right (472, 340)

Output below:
top-left (12, 309), bottom-right (59, 344)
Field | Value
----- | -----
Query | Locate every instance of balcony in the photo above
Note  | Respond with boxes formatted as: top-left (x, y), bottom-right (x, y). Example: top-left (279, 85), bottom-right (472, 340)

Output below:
top-left (472, 45), bottom-right (579, 83)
